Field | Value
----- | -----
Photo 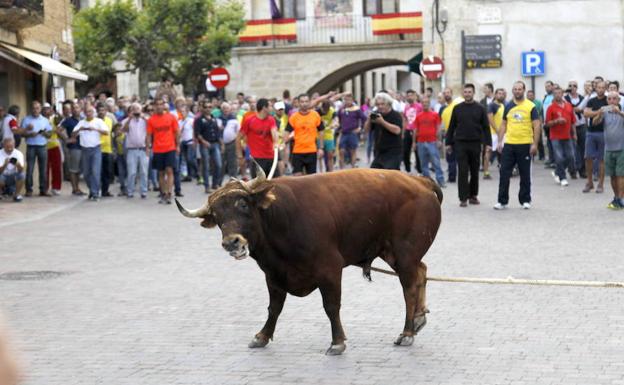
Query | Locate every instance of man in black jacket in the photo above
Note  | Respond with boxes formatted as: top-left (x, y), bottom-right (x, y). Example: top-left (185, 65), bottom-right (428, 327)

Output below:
top-left (446, 84), bottom-right (492, 207)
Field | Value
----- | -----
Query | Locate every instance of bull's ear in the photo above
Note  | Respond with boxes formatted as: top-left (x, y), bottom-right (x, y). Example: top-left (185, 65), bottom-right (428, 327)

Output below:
top-left (200, 213), bottom-right (217, 228)
top-left (251, 183), bottom-right (276, 210)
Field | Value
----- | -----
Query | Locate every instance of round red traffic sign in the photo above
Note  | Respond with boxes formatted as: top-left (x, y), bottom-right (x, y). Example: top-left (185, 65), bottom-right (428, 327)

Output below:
top-left (420, 56), bottom-right (445, 80)
top-left (208, 67), bottom-right (230, 89)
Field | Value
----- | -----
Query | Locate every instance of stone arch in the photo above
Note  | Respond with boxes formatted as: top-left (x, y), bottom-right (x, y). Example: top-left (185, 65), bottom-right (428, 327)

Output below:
top-left (307, 58), bottom-right (408, 95)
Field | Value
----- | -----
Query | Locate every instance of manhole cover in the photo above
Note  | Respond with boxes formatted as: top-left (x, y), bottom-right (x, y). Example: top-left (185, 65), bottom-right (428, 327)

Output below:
top-left (0, 271), bottom-right (75, 281)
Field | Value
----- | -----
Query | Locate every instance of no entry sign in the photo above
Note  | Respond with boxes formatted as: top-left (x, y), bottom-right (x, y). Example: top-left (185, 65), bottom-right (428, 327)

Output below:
top-left (420, 56), bottom-right (445, 80)
top-left (208, 67), bottom-right (230, 89)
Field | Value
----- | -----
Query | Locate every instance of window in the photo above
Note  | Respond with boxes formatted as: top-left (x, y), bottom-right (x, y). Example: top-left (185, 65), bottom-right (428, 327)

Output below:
top-left (364, 0), bottom-right (398, 15)
top-left (381, 73), bottom-right (386, 91)
top-left (281, 0), bottom-right (306, 20)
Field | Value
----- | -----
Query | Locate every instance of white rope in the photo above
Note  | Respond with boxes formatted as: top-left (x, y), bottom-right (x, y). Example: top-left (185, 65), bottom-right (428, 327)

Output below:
top-left (368, 267), bottom-right (624, 288)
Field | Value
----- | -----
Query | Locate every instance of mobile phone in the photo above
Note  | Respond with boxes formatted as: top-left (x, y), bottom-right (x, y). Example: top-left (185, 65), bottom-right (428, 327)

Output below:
top-left (370, 112), bottom-right (380, 120)
top-left (9, 158), bottom-right (17, 165)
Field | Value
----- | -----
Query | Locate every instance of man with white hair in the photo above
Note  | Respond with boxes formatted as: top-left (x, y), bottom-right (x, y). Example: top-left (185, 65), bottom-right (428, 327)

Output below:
top-left (364, 92), bottom-right (403, 170)
top-left (123, 102), bottom-right (149, 198)
top-left (592, 91), bottom-right (624, 209)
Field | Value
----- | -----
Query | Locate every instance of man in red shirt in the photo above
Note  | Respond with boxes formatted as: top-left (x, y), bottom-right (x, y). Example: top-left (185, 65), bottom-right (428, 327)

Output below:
top-left (545, 86), bottom-right (577, 186)
top-left (412, 97), bottom-right (445, 187)
top-left (147, 99), bottom-right (180, 204)
top-left (237, 98), bottom-right (279, 178)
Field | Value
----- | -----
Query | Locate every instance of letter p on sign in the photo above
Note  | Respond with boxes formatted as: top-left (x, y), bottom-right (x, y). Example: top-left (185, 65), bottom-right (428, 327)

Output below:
top-left (522, 51), bottom-right (545, 77)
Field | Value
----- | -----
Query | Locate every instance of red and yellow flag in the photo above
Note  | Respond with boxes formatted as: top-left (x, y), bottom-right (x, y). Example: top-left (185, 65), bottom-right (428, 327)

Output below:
top-left (371, 12), bottom-right (423, 36)
top-left (238, 19), bottom-right (297, 42)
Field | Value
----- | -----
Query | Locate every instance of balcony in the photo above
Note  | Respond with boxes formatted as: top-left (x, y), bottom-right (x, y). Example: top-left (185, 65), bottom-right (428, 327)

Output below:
top-left (0, 0), bottom-right (44, 31)
top-left (237, 13), bottom-right (422, 48)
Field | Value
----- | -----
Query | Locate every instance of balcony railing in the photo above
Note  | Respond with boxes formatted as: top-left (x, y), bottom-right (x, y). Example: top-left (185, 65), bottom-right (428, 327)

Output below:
top-left (237, 14), bottom-right (422, 48)
top-left (0, 0), bottom-right (44, 30)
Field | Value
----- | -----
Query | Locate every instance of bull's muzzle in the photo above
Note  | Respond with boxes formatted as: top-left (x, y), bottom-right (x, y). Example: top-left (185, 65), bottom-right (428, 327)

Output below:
top-left (222, 234), bottom-right (249, 260)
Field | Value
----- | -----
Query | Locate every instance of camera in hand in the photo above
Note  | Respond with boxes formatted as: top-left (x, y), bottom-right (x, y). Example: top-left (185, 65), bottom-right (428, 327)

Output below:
top-left (9, 158), bottom-right (17, 165)
top-left (370, 112), bottom-right (381, 120)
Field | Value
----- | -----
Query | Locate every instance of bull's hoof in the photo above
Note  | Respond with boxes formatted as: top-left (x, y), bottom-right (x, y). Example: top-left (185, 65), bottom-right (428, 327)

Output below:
top-left (325, 343), bottom-right (346, 355)
top-left (394, 333), bottom-right (414, 346)
top-left (413, 314), bottom-right (427, 335)
top-left (248, 335), bottom-right (269, 349)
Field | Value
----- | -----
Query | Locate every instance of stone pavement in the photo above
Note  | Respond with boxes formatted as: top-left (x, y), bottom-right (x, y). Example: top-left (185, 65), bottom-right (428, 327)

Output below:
top-left (1, 160), bottom-right (623, 385)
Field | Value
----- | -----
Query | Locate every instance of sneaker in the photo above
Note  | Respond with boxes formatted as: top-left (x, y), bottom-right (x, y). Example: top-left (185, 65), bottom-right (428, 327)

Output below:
top-left (493, 202), bottom-right (507, 210)
top-left (582, 184), bottom-right (594, 193)
top-left (13, 195), bottom-right (23, 202)
top-left (158, 196), bottom-right (166, 204)
top-left (551, 171), bottom-right (560, 184)
top-left (51, 189), bottom-right (61, 196)
top-left (522, 202), bottom-right (531, 210)
top-left (607, 198), bottom-right (623, 210)
top-left (483, 173), bottom-right (492, 180)
top-left (141, 194), bottom-right (147, 199)
top-left (166, 197), bottom-right (172, 205)
top-left (468, 197), bottom-right (480, 205)
top-left (72, 190), bottom-right (86, 196)
top-left (175, 192), bottom-right (184, 198)
top-left (561, 179), bottom-right (569, 187)
top-left (197, 177), bottom-right (204, 185)
top-left (459, 201), bottom-right (468, 207)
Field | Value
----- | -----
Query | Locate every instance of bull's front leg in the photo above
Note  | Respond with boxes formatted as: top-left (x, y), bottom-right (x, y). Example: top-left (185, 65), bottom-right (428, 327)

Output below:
top-left (319, 273), bottom-right (347, 355)
top-left (249, 276), bottom-right (286, 348)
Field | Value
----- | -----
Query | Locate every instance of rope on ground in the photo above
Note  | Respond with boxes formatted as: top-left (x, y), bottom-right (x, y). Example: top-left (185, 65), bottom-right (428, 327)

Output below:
top-left (368, 266), bottom-right (624, 288)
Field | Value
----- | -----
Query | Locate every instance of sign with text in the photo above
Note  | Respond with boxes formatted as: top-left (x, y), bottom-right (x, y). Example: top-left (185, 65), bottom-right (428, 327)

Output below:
top-left (464, 34), bottom-right (502, 69)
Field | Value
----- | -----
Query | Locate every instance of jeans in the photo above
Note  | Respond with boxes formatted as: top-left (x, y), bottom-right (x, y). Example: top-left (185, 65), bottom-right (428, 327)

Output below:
top-left (223, 141), bottom-right (238, 177)
top-left (575, 124), bottom-right (587, 174)
top-left (82, 146), bottom-right (102, 197)
top-left (173, 154), bottom-right (181, 195)
top-left (402, 132), bottom-right (421, 173)
top-left (417, 142), bottom-right (445, 185)
top-left (498, 144), bottom-right (532, 205)
top-left (26, 145), bottom-right (47, 193)
top-left (115, 153), bottom-right (127, 192)
top-left (445, 146), bottom-right (457, 182)
top-left (126, 148), bottom-right (148, 196)
top-left (551, 139), bottom-right (576, 181)
top-left (101, 152), bottom-right (114, 194)
top-left (148, 152), bottom-right (158, 189)
top-left (455, 141), bottom-right (481, 201)
top-left (180, 140), bottom-right (198, 179)
top-left (200, 143), bottom-right (222, 188)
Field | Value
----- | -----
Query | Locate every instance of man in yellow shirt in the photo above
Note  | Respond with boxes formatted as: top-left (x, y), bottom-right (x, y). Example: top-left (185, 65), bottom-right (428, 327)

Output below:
top-left (494, 81), bottom-right (541, 210)
top-left (440, 88), bottom-right (463, 183)
top-left (97, 103), bottom-right (114, 197)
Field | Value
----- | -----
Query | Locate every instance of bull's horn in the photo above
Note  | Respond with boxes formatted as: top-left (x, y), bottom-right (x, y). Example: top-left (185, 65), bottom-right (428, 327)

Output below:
top-left (267, 147), bottom-right (278, 180)
top-left (175, 198), bottom-right (210, 218)
top-left (250, 157), bottom-right (267, 180)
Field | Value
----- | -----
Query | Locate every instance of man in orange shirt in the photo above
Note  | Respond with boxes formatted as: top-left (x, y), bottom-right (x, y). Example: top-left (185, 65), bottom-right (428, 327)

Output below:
top-left (284, 94), bottom-right (325, 175)
top-left (147, 99), bottom-right (180, 204)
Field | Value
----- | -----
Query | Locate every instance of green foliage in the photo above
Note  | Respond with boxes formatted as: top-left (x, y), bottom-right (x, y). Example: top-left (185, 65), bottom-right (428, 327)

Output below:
top-left (73, 0), bottom-right (245, 92)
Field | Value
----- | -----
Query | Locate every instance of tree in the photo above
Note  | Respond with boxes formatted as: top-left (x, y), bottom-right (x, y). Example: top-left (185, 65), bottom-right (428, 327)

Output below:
top-left (73, 0), bottom-right (245, 93)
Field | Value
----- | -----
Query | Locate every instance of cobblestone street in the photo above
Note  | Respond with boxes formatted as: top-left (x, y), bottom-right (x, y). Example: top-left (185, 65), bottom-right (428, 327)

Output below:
top-left (1, 162), bottom-right (623, 385)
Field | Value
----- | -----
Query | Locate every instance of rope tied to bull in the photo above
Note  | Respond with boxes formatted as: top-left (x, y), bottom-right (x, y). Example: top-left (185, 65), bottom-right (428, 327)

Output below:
top-left (368, 266), bottom-right (624, 289)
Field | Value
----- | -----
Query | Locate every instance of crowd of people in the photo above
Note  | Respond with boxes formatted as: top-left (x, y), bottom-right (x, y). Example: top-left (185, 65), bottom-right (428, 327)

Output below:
top-left (1, 75), bottom-right (623, 210)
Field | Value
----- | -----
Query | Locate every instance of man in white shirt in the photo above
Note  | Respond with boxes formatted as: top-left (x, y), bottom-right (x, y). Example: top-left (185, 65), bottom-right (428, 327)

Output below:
top-left (123, 103), bottom-right (149, 198)
top-left (220, 102), bottom-right (240, 178)
top-left (177, 105), bottom-right (197, 182)
top-left (72, 105), bottom-right (109, 201)
top-left (0, 137), bottom-right (25, 202)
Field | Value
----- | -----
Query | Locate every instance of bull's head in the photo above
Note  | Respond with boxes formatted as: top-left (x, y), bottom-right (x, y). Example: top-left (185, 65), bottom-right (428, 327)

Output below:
top-left (176, 152), bottom-right (278, 260)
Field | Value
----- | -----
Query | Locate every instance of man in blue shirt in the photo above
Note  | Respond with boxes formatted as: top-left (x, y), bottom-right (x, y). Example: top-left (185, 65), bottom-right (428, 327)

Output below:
top-left (21, 101), bottom-right (52, 196)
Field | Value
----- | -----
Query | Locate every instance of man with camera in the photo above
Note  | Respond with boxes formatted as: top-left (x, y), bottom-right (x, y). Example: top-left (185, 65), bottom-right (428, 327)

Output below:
top-left (20, 101), bottom-right (52, 197)
top-left (0, 137), bottom-right (25, 202)
top-left (364, 92), bottom-right (403, 170)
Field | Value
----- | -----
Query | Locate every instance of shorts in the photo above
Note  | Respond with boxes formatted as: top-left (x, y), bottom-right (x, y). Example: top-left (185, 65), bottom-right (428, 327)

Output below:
top-left (605, 150), bottom-right (624, 176)
top-left (251, 157), bottom-right (280, 178)
top-left (585, 132), bottom-right (605, 160)
top-left (323, 139), bottom-right (335, 152)
top-left (491, 134), bottom-right (498, 150)
top-left (0, 172), bottom-right (25, 185)
top-left (68, 148), bottom-right (82, 173)
top-left (340, 132), bottom-right (359, 151)
top-left (152, 151), bottom-right (177, 171)
top-left (292, 152), bottom-right (317, 174)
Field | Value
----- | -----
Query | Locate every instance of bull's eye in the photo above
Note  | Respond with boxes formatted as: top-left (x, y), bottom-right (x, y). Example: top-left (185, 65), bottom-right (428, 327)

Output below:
top-left (236, 199), bottom-right (249, 211)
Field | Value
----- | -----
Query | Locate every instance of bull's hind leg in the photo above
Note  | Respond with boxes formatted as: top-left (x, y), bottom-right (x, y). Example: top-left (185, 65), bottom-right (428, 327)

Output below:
top-left (319, 272), bottom-right (347, 355)
top-left (249, 276), bottom-right (286, 348)
top-left (394, 261), bottom-right (428, 346)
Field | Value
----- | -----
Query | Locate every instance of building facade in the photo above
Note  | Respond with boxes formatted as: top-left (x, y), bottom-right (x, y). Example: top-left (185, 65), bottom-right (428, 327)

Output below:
top-left (0, 0), bottom-right (86, 114)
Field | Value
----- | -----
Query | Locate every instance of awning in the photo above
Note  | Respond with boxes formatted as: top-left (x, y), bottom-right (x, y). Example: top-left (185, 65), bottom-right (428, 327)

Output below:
top-left (0, 43), bottom-right (88, 81)
top-left (407, 52), bottom-right (423, 76)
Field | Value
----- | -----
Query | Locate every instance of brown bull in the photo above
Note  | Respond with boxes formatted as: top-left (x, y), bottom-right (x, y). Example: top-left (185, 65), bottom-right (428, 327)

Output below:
top-left (176, 167), bottom-right (442, 355)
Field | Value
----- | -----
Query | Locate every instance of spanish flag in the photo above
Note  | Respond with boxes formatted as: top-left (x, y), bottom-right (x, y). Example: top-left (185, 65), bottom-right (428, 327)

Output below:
top-left (238, 19), bottom-right (297, 42)
top-left (371, 12), bottom-right (423, 36)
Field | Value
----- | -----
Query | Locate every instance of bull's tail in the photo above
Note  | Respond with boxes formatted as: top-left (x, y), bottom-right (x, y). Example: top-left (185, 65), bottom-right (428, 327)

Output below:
top-left (415, 176), bottom-right (443, 204)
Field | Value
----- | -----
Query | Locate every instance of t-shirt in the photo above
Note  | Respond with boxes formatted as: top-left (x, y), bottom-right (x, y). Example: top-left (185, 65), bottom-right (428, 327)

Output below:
top-left (546, 101), bottom-right (576, 140)
top-left (74, 118), bottom-right (108, 148)
top-left (404, 102), bottom-right (423, 131)
top-left (602, 107), bottom-right (624, 152)
top-left (147, 113), bottom-right (179, 153)
top-left (286, 111), bottom-right (324, 154)
top-left (440, 97), bottom-right (463, 131)
top-left (318, 107), bottom-right (335, 141)
top-left (488, 102), bottom-right (504, 135)
top-left (46, 116), bottom-right (63, 150)
top-left (564, 94), bottom-right (585, 126)
top-left (415, 111), bottom-right (441, 142)
top-left (222, 115), bottom-right (240, 144)
top-left (61, 116), bottom-right (81, 149)
top-left (587, 96), bottom-right (608, 132)
top-left (0, 148), bottom-right (24, 175)
top-left (1, 115), bottom-right (18, 141)
top-left (241, 114), bottom-right (276, 159)
top-left (371, 109), bottom-right (403, 154)
top-left (503, 99), bottom-right (539, 145)
top-left (100, 116), bottom-right (113, 154)
top-left (124, 117), bottom-right (147, 149)
top-left (542, 94), bottom-right (554, 118)
top-left (179, 116), bottom-right (195, 143)
top-left (337, 106), bottom-right (366, 134)
top-left (21, 115), bottom-right (52, 146)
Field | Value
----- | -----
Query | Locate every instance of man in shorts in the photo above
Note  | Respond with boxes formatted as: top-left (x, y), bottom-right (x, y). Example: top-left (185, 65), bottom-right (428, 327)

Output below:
top-left (583, 81), bottom-right (608, 193)
top-left (592, 91), bottom-right (624, 209)
top-left (61, 102), bottom-right (85, 195)
top-left (284, 94), bottom-right (324, 175)
top-left (147, 99), bottom-right (179, 204)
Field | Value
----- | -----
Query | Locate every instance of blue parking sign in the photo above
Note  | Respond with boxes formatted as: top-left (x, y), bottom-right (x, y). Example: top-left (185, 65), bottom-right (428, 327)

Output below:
top-left (521, 51), bottom-right (545, 77)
